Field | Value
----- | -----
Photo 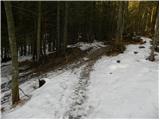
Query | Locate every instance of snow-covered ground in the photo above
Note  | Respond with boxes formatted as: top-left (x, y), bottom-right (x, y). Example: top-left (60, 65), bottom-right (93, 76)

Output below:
top-left (2, 67), bottom-right (83, 118)
top-left (1, 55), bottom-right (32, 83)
top-left (1, 37), bottom-right (159, 118)
top-left (87, 37), bottom-right (159, 118)
top-left (67, 40), bottom-right (106, 51)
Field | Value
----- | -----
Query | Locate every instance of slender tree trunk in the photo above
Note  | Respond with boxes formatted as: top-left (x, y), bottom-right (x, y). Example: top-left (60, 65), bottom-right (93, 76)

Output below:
top-left (63, 2), bottom-right (68, 54)
top-left (4, 1), bottom-right (20, 105)
top-left (56, 1), bottom-right (60, 54)
top-left (151, 3), bottom-right (158, 35)
top-left (150, 7), bottom-right (155, 31)
top-left (1, 47), bottom-right (4, 61)
top-left (37, 1), bottom-right (41, 62)
top-left (115, 1), bottom-right (125, 50)
top-left (137, 2), bottom-right (142, 34)
top-left (148, 10), bottom-right (159, 61)
top-left (48, 39), bottom-right (51, 52)
top-left (42, 18), bottom-right (47, 56)
top-left (123, 1), bottom-right (128, 33)
top-left (32, 20), bottom-right (37, 62)
top-left (98, 3), bottom-right (103, 41)
top-left (4, 47), bottom-right (7, 60)
top-left (23, 42), bottom-right (27, 56)
top-left (145, 13), bottom-right (149, 32)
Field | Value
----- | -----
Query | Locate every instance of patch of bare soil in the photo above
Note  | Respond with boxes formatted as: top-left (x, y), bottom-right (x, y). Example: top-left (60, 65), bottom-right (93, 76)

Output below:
top-left (37, 48), bottom-right (86, 73)
top-left (123, 38), bottom-right (145, 45)
top-left (17, 47), bottom-right (87, 79)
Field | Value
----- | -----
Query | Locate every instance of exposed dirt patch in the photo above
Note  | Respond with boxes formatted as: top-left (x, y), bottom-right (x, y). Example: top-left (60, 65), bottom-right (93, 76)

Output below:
top-left (17, 47), bottom-right (87, 79)
top-left (34, 48), bottom-right (86, 73)
top-left (123, 38), bottom-right (145, 45)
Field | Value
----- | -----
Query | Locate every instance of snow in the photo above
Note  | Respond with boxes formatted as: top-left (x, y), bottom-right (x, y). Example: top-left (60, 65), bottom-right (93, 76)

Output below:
top-left (2, 66), bottom-right (84, 118)
top-left (67, 40), bottom-right (106, 51)
top-left (87, 37), bottom-right (159, 118)
top-left (1, 37), bottom-right (159, 118)
top-left (83, 57), bottom-right (89, 61)
top-left (18, 55), bottom-right (32, 62)
top-left (1, 59), bottom-right (31, 86)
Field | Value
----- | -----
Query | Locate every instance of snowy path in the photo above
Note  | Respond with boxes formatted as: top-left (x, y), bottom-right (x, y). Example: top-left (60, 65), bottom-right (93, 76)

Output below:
top-left (2, 37), bottom-right (159, 118)
top-left (86, 37), bottom-right (159, 118)
top-left (64, 61), bottom-right (95, 118)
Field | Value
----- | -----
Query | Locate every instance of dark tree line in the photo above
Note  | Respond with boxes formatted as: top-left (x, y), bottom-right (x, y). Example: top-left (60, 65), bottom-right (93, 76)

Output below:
top-left (2, 1), bottom-right (158, 105)
top-left (2, 1), bottom-right (158, 63)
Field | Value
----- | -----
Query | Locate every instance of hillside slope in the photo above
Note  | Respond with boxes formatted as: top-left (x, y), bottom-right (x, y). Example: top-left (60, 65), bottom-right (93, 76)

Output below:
top-left (2, 37), bottom-right (158, 118)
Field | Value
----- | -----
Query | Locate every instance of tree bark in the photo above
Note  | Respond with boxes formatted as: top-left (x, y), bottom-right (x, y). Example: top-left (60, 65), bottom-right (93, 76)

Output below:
top-left (56, 1), bottom-right (60, 54)
top-left (63, 2), bottom-right (68, 54)
top-left (151, 3), bottom-right (158, 35)
top-left (148, 9), bottom-right (158, 61)
top-left (115, 1), bottom-right (125, 50)
top-left (37, 1), bottom-right (41, 62)
top-left (32, 20), bottom-right (37, 62)
top-left (4, 1), bottom-right (20, 105)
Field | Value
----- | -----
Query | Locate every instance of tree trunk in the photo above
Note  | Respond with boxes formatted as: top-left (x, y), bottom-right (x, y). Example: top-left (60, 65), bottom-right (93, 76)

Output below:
top-left (32, 20), bottom-right (37, 62)
top-left (56, 1), bottom-right (60, 54)
top-left (63, 2), bottom-right (68, 54)
top-left (37, 1), bottom-right (41, 62)
top-left (148, 9), bottom-right (159, 61)
top-left (4, 1), bottom-right (20, 105)
top-left (123, 1), bottom-right (128, 33)
top-left (115, 1), bottom-right (125, 50)
top-left (1, 47), bottom-right (4, 61)
top-left (137, 2), bottom-right (142, 34)
top-left (151, 3), bottom-right (158, 35)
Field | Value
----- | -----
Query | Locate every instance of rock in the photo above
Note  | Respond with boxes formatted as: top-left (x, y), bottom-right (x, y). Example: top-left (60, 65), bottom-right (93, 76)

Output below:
top-left (143, 41), bottom-right (146, 44)
top-left (134, 51), bottom-right (138, 54)
top-left (39, 79), bottom-right (46, 88)
top-left (117, 60), bottom-right (120, 63)
top-left (139, 46), bottom-right (145, 49)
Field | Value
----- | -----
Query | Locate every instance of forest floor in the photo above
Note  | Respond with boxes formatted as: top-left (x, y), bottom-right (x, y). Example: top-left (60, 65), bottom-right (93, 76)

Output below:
top-left (1, 37), bottom-right (159, 118)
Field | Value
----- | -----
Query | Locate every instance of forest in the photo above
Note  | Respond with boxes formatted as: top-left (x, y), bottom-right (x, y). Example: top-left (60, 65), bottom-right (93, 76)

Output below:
top-left (1, 1), bottom-right (159, 119)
